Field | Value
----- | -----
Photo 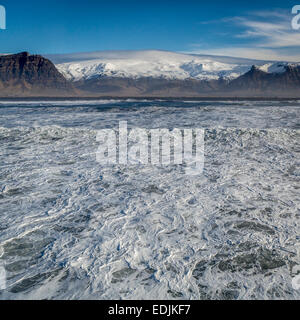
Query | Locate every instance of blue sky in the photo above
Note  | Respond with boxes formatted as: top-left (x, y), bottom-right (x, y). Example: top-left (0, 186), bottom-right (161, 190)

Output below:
top-left (0, 0), bottom-right (299, 61)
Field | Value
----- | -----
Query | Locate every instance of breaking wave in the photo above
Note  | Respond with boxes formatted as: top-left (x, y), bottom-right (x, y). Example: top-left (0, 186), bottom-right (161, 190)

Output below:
top-left (0, 101), bottom-right (299, 300)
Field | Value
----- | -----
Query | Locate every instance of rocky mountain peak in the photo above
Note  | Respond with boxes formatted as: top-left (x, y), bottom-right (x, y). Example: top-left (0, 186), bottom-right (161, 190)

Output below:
top-left (0, 52), bottom-right (74, 96)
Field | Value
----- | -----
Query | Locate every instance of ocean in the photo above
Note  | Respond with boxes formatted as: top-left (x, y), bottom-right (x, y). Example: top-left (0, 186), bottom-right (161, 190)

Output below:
top-left (0, 99), bottom-right (299, 300)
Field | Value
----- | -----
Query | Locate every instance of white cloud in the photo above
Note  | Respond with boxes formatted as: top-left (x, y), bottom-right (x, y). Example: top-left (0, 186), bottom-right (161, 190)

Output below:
top-left (190, 10), bottom-right (300, 62)
top-left (188, 47), bottom-right (300, 62)
top-left (235, 16), bottom-right (300, 48)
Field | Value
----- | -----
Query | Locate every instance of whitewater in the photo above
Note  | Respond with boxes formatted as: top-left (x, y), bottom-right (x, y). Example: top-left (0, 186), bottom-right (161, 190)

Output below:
top-left (0, 99), bottom-right (299, 300)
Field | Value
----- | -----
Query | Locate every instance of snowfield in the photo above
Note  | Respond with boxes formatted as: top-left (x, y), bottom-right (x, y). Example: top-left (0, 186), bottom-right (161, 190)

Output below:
top-left (51, 50), bottom-right (298, 82)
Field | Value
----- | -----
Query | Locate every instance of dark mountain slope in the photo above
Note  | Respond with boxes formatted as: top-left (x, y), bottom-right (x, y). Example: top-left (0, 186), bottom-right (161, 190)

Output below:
top-left (0, 52), bottom-right (75, 96)
top-left (227, 65), bottom-right (300, 94)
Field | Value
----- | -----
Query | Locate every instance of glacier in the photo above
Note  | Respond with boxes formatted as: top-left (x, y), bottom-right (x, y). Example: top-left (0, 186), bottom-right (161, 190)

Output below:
top-left (49, 50), bottom-right (299, 82)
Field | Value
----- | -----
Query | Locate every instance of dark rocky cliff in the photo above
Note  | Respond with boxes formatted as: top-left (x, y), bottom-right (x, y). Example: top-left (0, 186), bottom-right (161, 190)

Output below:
top-left (0, 52), bottom-right (74, 96)
top-left (227, 65), bottom-right (300, 93)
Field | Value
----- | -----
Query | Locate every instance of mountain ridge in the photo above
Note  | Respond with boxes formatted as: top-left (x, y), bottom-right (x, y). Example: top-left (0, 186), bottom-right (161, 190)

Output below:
top-left (51, 50), bottom-right (299, 82)
top-left (0, 51), bottom-right (299, 98)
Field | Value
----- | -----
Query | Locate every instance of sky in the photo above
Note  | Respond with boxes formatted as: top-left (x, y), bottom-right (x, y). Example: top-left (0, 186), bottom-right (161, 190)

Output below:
top-left (0, 0), bottom-right (300, 61)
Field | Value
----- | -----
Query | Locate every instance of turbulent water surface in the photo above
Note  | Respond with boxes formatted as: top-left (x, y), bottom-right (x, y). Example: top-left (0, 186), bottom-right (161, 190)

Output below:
top-left (0, 99), bottom-right (299, 300)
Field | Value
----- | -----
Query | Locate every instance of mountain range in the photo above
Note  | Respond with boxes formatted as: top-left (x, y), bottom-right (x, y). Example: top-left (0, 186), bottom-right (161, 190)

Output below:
top-left (0, 50), bottom-right (299, 98)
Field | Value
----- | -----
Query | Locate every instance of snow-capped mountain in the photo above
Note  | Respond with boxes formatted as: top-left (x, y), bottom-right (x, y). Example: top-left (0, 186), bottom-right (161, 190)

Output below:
top-left (50, 50), bottom-right (296, 82)
top-left (1, 51), bottom-right (300, 98)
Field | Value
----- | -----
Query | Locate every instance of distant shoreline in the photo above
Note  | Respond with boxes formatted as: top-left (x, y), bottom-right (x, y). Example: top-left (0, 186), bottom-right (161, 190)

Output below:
top-left (0, 96), bottom-right (299, 102)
